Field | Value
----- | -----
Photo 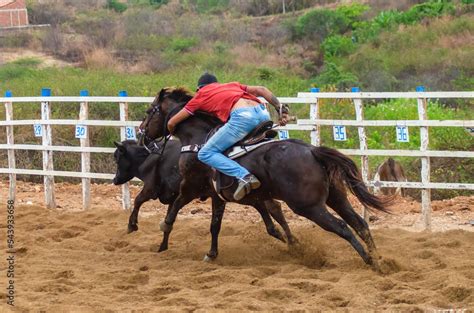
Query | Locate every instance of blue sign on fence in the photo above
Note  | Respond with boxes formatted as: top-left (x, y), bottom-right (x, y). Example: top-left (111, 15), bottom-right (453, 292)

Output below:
top-left (33, 124), bottom-right (43, 137)
top-left (75, 125), bottom-right (87, 139)
top-left (333, 125), bottom-right (347, 141)
top-left (278, 130), bottom-right (289, 140)
top-left (396, 126), bottom-right (409, 142)
top-left (125, 126), bottom-right (137, 140)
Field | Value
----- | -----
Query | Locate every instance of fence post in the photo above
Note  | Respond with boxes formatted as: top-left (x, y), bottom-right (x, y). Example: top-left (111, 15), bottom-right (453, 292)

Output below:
top-left (119, 90), bottom-right (131, 211)
top-left (352, 87), bottom-right (370, 221)
top-left (5, 90), bottom-right (16, 202)
top-left (41, 88), bottom-right (56, 209)
top-left (79, 90), bottom-right (91, 209)
top-left (416, 86), bottom-right (431, 230)
top-left (310, 87), bottom-right (321, 146)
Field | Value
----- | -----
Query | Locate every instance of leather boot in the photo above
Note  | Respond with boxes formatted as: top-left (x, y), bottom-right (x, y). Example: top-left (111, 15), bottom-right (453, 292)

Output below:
top-left (233, 174), bottom-right (261, 201)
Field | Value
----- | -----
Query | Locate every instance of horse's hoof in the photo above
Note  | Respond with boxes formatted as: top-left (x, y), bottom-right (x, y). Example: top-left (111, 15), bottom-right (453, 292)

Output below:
top-left (127, 224), bottom-right (138, 233)
top-left (203, 254), bottom-right (216, 262)
top-left (160, 221), bottom-right (173, 233)
top-left (272, 230), bottom-right (286, 243)
top-left (158, 245), bottom-right (168, 253)
top-left (288, 236), bottom-right (299, 246)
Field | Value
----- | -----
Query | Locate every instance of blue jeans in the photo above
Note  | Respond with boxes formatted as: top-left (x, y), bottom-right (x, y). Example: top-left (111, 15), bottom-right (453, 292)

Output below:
top-left (198, 104), bottom-right (271, 179)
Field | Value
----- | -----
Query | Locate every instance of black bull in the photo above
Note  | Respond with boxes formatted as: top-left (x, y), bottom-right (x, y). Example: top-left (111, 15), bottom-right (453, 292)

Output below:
top-left (112, 139), bottom-right (295, 243)
top-left (138, 87), bottom-right (391, 270)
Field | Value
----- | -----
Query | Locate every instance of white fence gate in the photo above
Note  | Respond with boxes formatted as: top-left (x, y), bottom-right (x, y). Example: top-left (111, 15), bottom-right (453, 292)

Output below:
top-left (1, 89), bottom-right (473, 230)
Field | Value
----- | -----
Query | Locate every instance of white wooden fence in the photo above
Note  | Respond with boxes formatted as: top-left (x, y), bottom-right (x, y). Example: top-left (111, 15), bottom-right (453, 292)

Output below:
top-left (1, 89), bottom-right (473, 230)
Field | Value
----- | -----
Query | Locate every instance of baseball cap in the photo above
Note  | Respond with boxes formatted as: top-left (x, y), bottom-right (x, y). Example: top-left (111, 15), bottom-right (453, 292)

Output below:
top-left (197, 73), bottom-right (218, 90)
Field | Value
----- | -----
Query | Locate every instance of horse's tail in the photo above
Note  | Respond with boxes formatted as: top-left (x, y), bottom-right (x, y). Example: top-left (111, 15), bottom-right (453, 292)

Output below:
top-left (311, 146), bottom-right (391, 213)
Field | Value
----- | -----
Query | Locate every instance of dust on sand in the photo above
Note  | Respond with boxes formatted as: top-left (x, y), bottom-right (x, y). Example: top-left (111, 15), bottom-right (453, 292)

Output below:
top-left (0, 180), bottom-right (473, 311)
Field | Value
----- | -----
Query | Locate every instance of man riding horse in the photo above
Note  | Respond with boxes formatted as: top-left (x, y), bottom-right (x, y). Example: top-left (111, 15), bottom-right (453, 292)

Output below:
top-left (167, 73), bottom-right (290, 201)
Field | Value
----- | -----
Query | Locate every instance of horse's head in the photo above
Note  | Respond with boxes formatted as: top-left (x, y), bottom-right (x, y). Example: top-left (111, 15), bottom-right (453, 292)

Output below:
top-left (138, 87), bottom-right (193, 145)
top-left (112, 140), bottom-right (136, 185)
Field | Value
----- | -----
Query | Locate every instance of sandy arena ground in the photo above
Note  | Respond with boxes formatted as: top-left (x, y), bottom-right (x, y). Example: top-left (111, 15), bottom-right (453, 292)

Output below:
top-left (0, 180), bottom-right (473, 312)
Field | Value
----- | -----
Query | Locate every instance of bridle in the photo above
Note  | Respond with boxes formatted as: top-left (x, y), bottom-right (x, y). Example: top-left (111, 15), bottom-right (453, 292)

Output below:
top-left (138, 96), bottom-right (184, 158)
top-left (138, 103), bottom-right (169, 156)
top-left (138, 105), bottom-right (161, 148)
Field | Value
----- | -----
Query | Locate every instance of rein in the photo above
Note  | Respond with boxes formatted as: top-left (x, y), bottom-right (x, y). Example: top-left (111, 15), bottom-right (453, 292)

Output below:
top-left (155, 104), bottom-right (187, 158)
top-left (139, 101), bottom-right (186, 159)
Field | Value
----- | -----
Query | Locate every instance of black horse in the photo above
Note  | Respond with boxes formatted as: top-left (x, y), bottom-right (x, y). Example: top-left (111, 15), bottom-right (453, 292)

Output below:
top-left (139, 87), bottom-right (390, 269)
top-left (112, 139), bottom-right (295, 245)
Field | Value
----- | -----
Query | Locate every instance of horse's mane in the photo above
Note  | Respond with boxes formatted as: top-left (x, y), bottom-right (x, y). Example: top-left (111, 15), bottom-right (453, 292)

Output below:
top-left (160, 86), bottom-right (194, 104)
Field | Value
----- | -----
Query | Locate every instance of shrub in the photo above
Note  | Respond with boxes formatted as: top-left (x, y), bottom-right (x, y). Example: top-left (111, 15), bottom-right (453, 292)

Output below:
top-left (84, 49), bottom-right (118, 70)
top-left (292, 4), bottom-right (367, 43)
top-left (115, 34), bottom-right (168, 52)
top-left (213, 41), bottom-right (228, 54)
top-left (191, 0), bottom-right (230, 14)
top-left (12, 58), bottom-right (42, 67)
top-left (227, 0), bottom-right (333, 16)
top-left (334, 3), bottom-right (370, 28)
top-left (314, 61), bottom-right (358, 89)
top-left (149, 0), bottom-right (168, 5)
top-left (345, 15), bottom-right (474, 91)
top-left (257, 67), bottom-right (275, 80)
top-left (0, 32), bottom-right (32, 48)
top-left (169, 37), bottom-right (199, 52)
top-left (321, 35), bottom-right (356, 58)
top-left (27, 2), bottom-right (70, 26)
top-left (353, 0), bottom-right (457, 43)
top-left (41, 27), bottom-right (64, 55)
top-left (293, 9), bottom-right (348, 42)
top-left (107, 0), bottom-right (128, 13)
top-left (71, 13), bottom-right (118, 48)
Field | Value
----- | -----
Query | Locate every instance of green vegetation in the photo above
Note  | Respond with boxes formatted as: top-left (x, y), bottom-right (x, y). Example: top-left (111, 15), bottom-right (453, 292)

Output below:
top-left (308, 0), bottom-right (473, 90)
top-left (107, 0), bottom-right (128, 13)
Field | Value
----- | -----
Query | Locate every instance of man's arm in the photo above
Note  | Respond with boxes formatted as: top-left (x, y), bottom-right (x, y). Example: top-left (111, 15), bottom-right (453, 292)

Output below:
top-left (167, 109), bottom-right (191, 134)
top-left (246, 86), bottom-right (289, 125)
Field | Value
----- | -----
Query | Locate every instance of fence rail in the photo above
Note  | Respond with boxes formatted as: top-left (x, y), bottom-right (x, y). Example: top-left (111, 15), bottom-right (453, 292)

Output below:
top-left (1, 89), bottom-right (473, 230)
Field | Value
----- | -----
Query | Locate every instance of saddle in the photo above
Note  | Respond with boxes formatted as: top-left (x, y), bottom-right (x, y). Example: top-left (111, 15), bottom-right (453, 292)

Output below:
top-left (181, 120), bottom-right (279, 201)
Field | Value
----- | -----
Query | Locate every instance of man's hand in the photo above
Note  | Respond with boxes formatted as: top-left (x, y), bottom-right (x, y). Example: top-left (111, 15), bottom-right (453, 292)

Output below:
top-left (279, 113), bottom-right (289, 126)
top-left (167, 123), bottom-right (176, 134)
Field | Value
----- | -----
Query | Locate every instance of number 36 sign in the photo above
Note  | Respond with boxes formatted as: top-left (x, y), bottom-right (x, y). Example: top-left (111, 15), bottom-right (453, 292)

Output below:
top-left (396, 126), bottom-right (409, 142)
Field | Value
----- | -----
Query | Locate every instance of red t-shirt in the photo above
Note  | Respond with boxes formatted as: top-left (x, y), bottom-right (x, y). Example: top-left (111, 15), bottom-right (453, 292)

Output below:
top-left (184, 82), bottom-right (261, 122)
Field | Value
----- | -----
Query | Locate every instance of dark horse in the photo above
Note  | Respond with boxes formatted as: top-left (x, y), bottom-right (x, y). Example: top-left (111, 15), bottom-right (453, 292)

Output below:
top-left (112, 139), bottom-right (295, 245)
top-left (140, 87), bottom-right (389, 269)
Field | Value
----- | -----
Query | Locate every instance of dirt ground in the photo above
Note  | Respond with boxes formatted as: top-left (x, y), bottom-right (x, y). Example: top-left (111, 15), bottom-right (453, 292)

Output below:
top-left (0, 180), bottom-right (473, 312)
